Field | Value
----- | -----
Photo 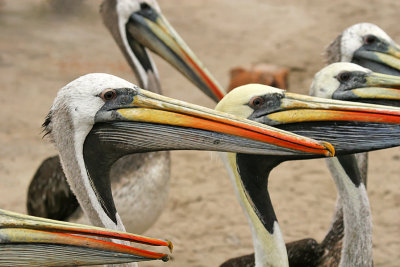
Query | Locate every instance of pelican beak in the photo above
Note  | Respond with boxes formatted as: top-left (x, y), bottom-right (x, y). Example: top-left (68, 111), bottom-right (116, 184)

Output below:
top-left (353, 41), bottom-right (400, 75)
top-left (333, 72), bottom-right (400, 106)
top-left (0, 209), bottom-right (171, 266)
top-left (251, 92), bottom-right (400, 154)
top-left (126, 4), bottom-right (225, 101)
top-left (94, 89), bottom-right (333, 157)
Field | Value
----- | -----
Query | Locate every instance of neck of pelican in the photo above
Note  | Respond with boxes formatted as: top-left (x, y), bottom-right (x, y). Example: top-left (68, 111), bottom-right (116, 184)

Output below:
top-left (56, 120), bottom-right (135, 267)
top-left (326, 157), bottom-right (373, 267)
top-left (219, 153), bottom-right (288, 267)
top-left (117, 15), bottom-right (161, 94)
top-left (53, 111), bottom-right (126, 233)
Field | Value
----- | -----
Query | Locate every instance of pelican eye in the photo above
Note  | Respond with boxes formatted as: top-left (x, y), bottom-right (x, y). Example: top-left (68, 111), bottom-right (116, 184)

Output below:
top-left (138, 2), bottom-right (156, 20)
top-left (101, 89), bottom-right (117, 101)
top-left (249, 96), bottom-right (265, 109)
top-left (363, 34), bottom-right (378, 45)
top-left (337, 72), bottom-right (351, 83)
top-left (140, 3), bottom-right (151, 10)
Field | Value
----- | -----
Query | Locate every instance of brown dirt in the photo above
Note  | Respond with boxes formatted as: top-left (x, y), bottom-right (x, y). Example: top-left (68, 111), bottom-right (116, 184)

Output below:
top-left (0, 0), bottom-right (399, 266)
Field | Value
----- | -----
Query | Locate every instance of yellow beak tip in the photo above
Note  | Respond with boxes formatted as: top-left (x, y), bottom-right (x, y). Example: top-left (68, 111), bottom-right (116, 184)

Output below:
top-left (167, 240), bottom-right (173, 252)
top-left (322, 141), bottom-right (335, 157)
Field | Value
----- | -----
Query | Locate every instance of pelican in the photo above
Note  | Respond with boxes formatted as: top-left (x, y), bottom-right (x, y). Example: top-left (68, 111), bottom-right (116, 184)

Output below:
top-left (27, 0), bottom-right (225, 233)
top-left (216, 83), bottom-right (400, 267)
top-left (42, 73), bottom-right (348, 267)
top-left (0, 208), bottom-right (172, 266)
top-left (224, 64), bottom-right (400, 266)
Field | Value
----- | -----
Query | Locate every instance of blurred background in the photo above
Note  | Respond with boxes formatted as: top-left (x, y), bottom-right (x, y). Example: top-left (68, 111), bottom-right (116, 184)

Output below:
top-left (0, 0), bottom-right (399, 266)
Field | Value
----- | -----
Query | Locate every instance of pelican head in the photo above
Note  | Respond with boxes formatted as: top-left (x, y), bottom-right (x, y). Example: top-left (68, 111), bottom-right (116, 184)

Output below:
top-left (0, 209), bottom-right (171, 266)
top-left (46, 73), bottom-right (336, 233)
top-left (100, 0), bottom-right (225, 101)
top-left (311, 62), bottom-right (400, 107)
top-left (217, 83), bottom-right (400, 156)
top-left (326, 23), bottom-right (400, 75)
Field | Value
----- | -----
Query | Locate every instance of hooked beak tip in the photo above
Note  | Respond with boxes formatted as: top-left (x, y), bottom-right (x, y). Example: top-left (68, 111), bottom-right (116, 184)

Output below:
top-left (322, 141), bottom-right (335, 157)
top-left (167, 239), bottom-right (174, 252)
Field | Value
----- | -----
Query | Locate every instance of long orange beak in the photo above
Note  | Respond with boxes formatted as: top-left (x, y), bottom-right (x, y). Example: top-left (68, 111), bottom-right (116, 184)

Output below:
top-left (95, 88), bottom-right (335, 157)
top-left (0, 209), bottom-right (171, 266)
top-left (126, 4), bottom-right (225, 101)
top-left (255, 91), bottom-right (400, 154)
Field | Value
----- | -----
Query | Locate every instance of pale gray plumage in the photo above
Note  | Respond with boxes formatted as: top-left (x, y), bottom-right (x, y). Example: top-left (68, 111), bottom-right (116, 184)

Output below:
top-left (325, 33), bottom-right (342, 65)
top-left (325, 158), bottom-right (372, 267)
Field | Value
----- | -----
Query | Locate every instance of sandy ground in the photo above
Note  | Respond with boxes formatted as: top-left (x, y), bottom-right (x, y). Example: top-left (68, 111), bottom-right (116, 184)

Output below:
top-left (1, 0), bottom-right (399, 266)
